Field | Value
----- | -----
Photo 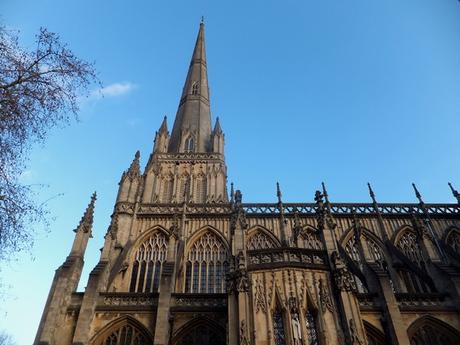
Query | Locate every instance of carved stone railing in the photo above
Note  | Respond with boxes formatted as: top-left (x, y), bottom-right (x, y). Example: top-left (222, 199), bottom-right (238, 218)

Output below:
top-left (356, 293), bottom-right (379, 310)
top-left (171, 293), bottom-right (227, 311)
top-left (96, 292), bottom-right (159, 311)
top-left (134, 202), bottom-right (460, 217)
top-left (247, 248), bottom-right (328, 270)
top-left (395, 293), bottom-right (447, 310)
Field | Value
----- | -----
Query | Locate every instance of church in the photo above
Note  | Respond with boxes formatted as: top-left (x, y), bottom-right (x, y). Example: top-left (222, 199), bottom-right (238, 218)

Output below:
top-left (35, 22), bottom-right (460, 345)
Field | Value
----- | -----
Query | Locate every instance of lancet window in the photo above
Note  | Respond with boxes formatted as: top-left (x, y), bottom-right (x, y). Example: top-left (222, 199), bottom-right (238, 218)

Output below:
top-left (446, 229), bottom-right (460, 255)
top-left (178, 177), bottom-right (190, 202)
top-left (305, 309), bottom-right (320, 345)
top-left (97, 324), bottom-right (150, 345)
top-left (184, 231), bottom-right (228, 293)
top-left (247, 232), bottom-right (276, 250)
top-left (191, 81), bottom-right (200, 95)
top-left (185, 137), bottom-right (195, 153)
top-left (273, 305), bottom-right (286, 345)
top-left (195, 176), bottom-right (207, 203)
top-left (129, 232), bottom-right (168, 293)
top-left (161, 177), bottom-right (174, 203)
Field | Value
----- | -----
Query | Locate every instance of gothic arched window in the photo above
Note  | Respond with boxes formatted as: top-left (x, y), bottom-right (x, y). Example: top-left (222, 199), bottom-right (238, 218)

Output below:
top-left (305, 309), bottom-right (320, 345)
top-left (185, 137), bottom-right (195, 153)
top-left (129, 232), bottom-right (168, 293)
top-left (192, 81), bottom-right (200, 95)
top-left (396, 231), bottom-right (432, 293)
top-left (446, 228), bottom-right (460, 255)
top-left (92, 318), bottom-right (152, 345)
top-left (344, 236), bottom-right (367, 293)
top-left (247, 232), bottom-right (276, 250)
top-left (409, 316), bottom-right (460, 345)
top-left (365, 237), bottom-right (385, 266)
top-left (195, 176), bottom-right (207, 203)
top-left (184, 231), bottom-right (228, 293)
top-left (299, 229), bottom-right (322, 250)
top-left (99, 324), bottom-right (149, 345)
top-left (273, 305), bottom-right (286, 345)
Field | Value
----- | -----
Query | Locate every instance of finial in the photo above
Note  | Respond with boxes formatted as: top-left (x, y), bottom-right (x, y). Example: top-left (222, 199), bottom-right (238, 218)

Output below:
top-left (367, 182), bottom-right (377, 204)
top-left (448, 182), bottom-right (460, 204)
top-left (276, 182), bottom-right (282, 203)
top-left (201, 16), bottom-right (204, 24)
top-left (321, 182), bottom-right (330, 204)
top-left (412, 183), bottom-right (424, 204)
top-left (230, 182), bottom-right (234, 203)
top-left (75, 192), bottom-right (97, 233)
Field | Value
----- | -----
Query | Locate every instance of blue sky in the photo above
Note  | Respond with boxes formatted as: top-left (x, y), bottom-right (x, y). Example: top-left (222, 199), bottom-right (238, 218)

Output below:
top-left (1, 0), bottom-right (460, 344)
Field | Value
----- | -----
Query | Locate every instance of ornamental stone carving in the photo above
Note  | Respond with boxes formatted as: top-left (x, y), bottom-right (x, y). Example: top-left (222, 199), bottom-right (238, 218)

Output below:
top-left (332, 251), bottom-right (357, 292)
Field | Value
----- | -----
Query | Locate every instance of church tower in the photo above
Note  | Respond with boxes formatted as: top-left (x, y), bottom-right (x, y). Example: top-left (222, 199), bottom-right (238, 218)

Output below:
top-left (35, 22), bottom-right (460, 345)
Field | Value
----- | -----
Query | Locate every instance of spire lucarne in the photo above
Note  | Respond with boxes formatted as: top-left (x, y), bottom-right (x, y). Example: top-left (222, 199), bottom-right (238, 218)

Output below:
top-left (168, 22), bottom-right (212, 153)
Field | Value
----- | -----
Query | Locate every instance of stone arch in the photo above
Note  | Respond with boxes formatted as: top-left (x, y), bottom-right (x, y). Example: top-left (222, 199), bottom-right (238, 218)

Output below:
top-left (171, 316), bottom-right (225, 345)
top-left (90, 315), bottom-right (153, 345)
top-left (363, 320), bottom-right (386, 345)
top-left (106, 225), bottom-right (170, 291)
top-left (128, 227), bottom-right (169, 293)
top-left (444, 226), bottom-right (460, 256)
top-left (407, 315), bottom-right (460, 345)
top-left (270, 288), bottom-right (288, 345)
top-left (246, 226), bottom-right (280, 250)
top-left (392, 225), bottom-right (416, 244)
top-left (183, 226), bottom-right (230, 293)
top-left (186, 225), bottom-right (230, 253)
top-left (297, 225), bottom-right (322, 250)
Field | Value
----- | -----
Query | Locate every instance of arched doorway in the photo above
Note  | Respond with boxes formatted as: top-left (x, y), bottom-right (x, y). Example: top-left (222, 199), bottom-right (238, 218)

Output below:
top-left (408, 315), bottom-right (460, 345)
top-left (172, 318), bottom-right (226, 345)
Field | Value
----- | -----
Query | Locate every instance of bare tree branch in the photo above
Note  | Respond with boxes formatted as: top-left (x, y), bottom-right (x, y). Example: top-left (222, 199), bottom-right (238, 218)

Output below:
top-left (0, 25), bottom-right (100, 261)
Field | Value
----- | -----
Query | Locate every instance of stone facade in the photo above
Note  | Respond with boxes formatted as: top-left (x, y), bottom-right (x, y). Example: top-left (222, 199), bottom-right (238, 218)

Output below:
top-left (35, 23), bottom-right (460, 345)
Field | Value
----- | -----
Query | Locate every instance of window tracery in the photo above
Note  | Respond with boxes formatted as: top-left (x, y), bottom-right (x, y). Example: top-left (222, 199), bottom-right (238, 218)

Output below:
top-left (129, 232), bottom-right (168, 293)
top-left (95, 324), bottom-right (150, 345)
top-left (446, 229), bottom-right (460, 255)
top-left (305, 309), bottom-right (319, 345)
top-left (298, 229), bottom-right (322, 250)
top-left (344, 236), bottom-right (367, 293)
top-left (410, 321), bottom-right (459, 345)
top-left (247, 232), bottom-right (276, 250)
top-left (396, 231), bottom-right (431, 293)
top-left (184, 231), bottom-right (228, 293)
top-left (273, 306), bottom-right (286, 345)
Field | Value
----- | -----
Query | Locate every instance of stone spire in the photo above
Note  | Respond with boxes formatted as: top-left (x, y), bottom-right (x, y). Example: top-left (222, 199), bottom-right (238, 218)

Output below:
top-left (168, 22), bottom-right (212, 153)
top-left (74, 192), bottom-right (97, 234)
top-left (71, 192), bottom-right (96, 256)
top-left (124, 151), bottom-right (141, 179)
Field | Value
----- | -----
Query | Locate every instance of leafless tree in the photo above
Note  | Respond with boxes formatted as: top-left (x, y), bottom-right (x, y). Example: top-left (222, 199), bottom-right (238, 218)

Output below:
top-left (0, 26), bottom-right (99, 261)
top-left (0, 331), bottom-right (15, 345)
